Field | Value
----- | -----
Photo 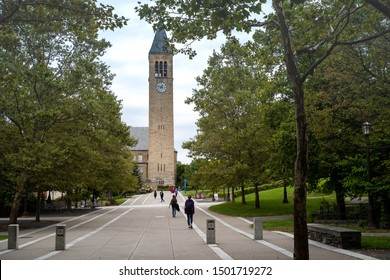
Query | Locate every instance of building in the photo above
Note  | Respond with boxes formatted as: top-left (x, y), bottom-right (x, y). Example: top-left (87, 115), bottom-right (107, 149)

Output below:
top-left (130, 30), bottom-right (177, 189)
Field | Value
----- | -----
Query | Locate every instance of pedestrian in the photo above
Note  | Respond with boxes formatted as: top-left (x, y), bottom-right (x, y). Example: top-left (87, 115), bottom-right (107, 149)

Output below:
top-left (160, 190), bottom-right (165, 202)
top-left (154, 190), bottom-right (157, 199)
top-left (169, 195), bottom-right (178, 217)
top-left (184, 195), bottom-right (195, 229)
top-left (175, 188), bottom-right (178, 197)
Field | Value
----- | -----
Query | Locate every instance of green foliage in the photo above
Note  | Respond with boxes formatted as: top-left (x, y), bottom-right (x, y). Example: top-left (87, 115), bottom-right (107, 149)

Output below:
top-left (182, 37), bottom-right (276, 204)
top-left (136, 0), bottom-right (266, 57)
top-left (0, 0), bottom-right (135, 222)
top-left (136, 0), bottom-right (389, 256)
top-left (157, 185), bottom-right (169, 191)
top-left (0, 0), bottom-right (128, 31)
top-left (132, 165), bottom-right (143, 188)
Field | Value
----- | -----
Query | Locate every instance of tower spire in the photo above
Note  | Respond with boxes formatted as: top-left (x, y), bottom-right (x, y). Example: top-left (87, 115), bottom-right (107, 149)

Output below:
top-left (149, 29), bottom-right (171, 54)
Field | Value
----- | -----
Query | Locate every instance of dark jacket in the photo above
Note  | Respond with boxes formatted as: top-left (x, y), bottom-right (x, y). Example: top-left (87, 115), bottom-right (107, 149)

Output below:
top-left (170, 197), bottom-right (178, 207)
top-left (184, 198), bottom-right (195, 214)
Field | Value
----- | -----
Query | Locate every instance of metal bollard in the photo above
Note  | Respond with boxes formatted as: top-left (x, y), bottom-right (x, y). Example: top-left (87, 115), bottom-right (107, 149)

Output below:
top-left (8, 224), bottom-right (19, 250)
top-left (55, 224), bottom-right (66, 250)
top-left (206, 219), bottom-right (216, 244)
top-left (253, 217), bottom-right (263, 240)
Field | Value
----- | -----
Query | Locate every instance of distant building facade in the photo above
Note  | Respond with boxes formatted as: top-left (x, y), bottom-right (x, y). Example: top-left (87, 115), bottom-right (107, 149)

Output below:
top-left (130, 30), bottom-right (177, 188)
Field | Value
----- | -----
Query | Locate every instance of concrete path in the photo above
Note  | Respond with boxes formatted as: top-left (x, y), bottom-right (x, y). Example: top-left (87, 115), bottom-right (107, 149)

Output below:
top-left (0, 191), bottom-right (380, 260)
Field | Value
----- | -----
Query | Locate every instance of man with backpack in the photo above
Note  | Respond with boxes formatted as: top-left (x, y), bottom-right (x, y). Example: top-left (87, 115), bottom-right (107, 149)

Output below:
top-left (184, 195), bottom-right (195, 229)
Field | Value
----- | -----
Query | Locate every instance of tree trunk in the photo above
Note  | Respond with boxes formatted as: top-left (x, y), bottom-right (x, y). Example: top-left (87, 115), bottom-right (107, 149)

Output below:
top-left (10, 191), bottom-right (22, 224)
top-left (365, 0), bottom-right (390, 18)
top-left (273, 0), bottom-right (309, 260)
top-left (293, 102), bottom-right (309, 260)
top-left (255, 184), bottom-right (260, 209)
top-left (368, 193), bottom-right (376, 229)
top-left (66, 191), bottom-right (72, 212)
top-left (380, 191), bottom-right (390, 228)
top-left (283, 183), bottom-right (289, 204)
top-left (35, 191), bottom-right (41, 222)
top-left (9, 170), bottom-right (27, 224)
top-left (22, 198), bottom-right (29, 217)
top-left (241, 182), bottom-right (246, 204)
top-left (333, 171), bottom-right (346, 220)
top-left (226, 186), bottom-right (231, 201)
top-left (9, 170), bottom-right (28, 224)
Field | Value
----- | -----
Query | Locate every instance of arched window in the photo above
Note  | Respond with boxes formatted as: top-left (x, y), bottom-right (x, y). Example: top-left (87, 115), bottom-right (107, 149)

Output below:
top-left (154, 61), bottom-right (168, 77)
top-left (164, 61), bottom-right (168, 76)
top-left (159, 61), bottom-right (163, 77)
top-left (154, 61), bottom-right (159, 77)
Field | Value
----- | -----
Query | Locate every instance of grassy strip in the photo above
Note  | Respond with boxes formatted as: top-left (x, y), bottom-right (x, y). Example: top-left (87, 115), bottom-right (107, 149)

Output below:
top-left (362, 236), bottom-right (390, 249)
top-left (209, 187), bottom-right (336, 217)
top-left (208, 187), bottom-right (390, 250)
top-left (263, 220), bottom-right (294, 232)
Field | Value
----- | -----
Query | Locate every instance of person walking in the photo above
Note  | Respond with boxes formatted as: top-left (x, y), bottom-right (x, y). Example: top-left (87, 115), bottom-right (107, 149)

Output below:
top-left (169, 195), bottom-right (179, 217)
top-left (184, 195), bottom-right (195, 228)
top-left (160, 190), bottom-right (165, 202)
top-left (154, 190), bottom-right (157, 199)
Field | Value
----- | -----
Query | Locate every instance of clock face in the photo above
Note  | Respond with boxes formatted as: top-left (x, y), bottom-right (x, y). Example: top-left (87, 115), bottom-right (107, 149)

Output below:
top-left (156, 82), bottom-right (166, 93)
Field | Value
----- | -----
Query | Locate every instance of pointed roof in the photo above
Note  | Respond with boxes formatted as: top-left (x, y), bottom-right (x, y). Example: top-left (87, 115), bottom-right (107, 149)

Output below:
top-left (130, 127), bottom-right (148, 150)
top-left (149, 29), bottom-right (172, 54)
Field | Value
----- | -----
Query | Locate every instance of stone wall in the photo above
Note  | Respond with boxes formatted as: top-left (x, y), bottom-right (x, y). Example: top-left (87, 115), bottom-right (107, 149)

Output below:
top-left (308, 223), bottom-right (361, 249)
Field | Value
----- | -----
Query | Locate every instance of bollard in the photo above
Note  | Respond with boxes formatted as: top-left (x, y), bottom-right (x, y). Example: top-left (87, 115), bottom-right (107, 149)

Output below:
top-left (55, 224), bottom-right (66, 250)
top-left (8, 224), bottom-right (19, 250)
top-left (206, 219), bottom-right (216, 244)
top-left (253, 217), bottom-right (263, 240)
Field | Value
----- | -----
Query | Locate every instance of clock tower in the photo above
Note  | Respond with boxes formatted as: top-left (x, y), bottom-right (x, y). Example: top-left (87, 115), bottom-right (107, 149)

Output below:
top-left (148, 30), bottom-right (176, 187)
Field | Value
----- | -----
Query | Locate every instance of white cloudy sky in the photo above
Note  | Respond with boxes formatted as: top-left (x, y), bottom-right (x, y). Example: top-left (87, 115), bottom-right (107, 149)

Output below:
top-left (98, 1), bottom-right (271, 164)
top-left (98, 0), bottom-right (227, 164)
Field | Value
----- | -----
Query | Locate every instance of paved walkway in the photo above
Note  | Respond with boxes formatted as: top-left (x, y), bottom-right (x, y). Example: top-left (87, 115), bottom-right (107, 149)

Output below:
top-left (0, 192), bottom-right (383, 260)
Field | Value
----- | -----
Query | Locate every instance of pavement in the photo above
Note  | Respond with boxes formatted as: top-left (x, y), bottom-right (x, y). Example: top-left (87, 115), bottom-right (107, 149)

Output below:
top-left (0, 191), bottom-right (386, 260)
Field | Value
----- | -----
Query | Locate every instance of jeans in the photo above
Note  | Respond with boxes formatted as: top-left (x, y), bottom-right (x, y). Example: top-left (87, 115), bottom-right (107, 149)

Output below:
top-left (186, 213), bottom-right (194, 226)
top-left (172, 207), bottom-right (177, 217)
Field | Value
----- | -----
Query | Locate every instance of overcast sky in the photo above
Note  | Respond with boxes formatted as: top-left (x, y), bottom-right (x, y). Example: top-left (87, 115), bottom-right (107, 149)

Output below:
top-left (98, 0), bottom-right (229, 164)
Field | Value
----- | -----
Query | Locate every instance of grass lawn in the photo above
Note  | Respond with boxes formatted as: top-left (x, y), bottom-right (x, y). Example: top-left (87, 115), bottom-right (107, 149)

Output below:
top-left (208, 187), bottom-right (390, 250)
top-left (209, 187), bottom-right (336, 217)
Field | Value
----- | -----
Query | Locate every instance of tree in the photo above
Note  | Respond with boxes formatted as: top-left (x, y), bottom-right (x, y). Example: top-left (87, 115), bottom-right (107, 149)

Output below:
top-left (0, 0), bottom-right (133, 223)
top-left (0, 0), bottom-right (127, 29)
top-left (306, 39), bottom-right (390, 226)
top-left (177, 160), bottom-right (201, 192)
top-left (132, 164), bottom-right (143, 188)
top-left (137, 0), bottom-right (389, 259)
top-left (183, 37), bottom-right (272, 206)
top-left (176, 161), bottom-right (187, 187)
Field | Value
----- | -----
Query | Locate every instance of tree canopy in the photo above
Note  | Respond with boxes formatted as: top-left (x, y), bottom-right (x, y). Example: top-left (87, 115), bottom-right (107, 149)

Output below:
top-left (0, 0), bottom-right (136, 223)
top-left (136, 0), bottom-right (389, 259)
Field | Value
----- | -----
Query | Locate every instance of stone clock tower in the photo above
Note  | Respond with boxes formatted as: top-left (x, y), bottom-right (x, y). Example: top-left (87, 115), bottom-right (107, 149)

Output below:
top-left (147, 30), bottom-right (176, 187)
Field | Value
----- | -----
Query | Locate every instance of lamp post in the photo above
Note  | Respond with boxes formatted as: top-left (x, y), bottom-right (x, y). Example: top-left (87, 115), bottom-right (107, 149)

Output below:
top-left (362, 122), bottom-right (375, 229)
